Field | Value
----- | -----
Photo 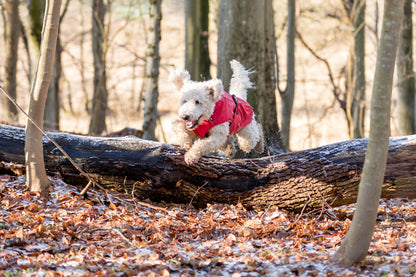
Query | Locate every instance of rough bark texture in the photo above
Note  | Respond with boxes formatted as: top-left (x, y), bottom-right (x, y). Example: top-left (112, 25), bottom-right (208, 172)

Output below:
top-left (142, 0), bottom-right (162, 141)
top-left (217, 0), bottom-right (284, 154)
top-left (1, 124), bottom-right (416, 212)
top-left (396, 0), bottom-right (415, 135)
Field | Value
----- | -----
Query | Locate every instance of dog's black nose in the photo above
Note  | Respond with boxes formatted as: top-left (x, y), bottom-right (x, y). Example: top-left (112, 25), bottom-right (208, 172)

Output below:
top-left (181, 115), bottom-right (190, 121)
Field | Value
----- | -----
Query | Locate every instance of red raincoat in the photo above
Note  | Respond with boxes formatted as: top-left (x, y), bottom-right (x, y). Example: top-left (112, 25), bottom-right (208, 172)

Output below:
top-left (193, 92), bottom-right (253, 138)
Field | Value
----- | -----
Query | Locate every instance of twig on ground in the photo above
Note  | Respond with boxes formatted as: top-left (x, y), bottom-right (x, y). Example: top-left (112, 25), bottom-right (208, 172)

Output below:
top-left (187, 181), bottom-right (208, 210)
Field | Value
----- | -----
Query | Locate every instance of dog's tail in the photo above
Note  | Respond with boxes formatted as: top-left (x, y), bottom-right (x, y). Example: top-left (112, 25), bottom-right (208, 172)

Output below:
top-left (229, 60), bottom-right (253, 101)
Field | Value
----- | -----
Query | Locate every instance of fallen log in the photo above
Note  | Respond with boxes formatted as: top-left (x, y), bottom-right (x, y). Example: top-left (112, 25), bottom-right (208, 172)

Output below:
top-left (0, 123), bottom-right (416, 212)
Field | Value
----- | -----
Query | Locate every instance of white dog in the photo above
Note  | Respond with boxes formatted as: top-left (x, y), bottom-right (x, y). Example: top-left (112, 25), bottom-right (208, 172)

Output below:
top-left (169, 60), bottom-right (264, 164)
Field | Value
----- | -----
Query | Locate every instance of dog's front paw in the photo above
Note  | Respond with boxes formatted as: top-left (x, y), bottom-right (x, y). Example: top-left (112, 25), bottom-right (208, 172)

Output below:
top-left (184, 151), bottom-right (201, 165)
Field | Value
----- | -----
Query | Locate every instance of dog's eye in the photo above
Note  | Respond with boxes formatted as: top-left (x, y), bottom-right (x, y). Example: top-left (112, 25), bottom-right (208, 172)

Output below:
top-left (195, 100), bottom-right (200, 105)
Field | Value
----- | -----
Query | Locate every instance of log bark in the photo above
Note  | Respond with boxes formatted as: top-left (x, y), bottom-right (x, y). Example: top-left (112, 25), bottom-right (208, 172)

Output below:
top-left (0, 124), bottom-right (416, 212)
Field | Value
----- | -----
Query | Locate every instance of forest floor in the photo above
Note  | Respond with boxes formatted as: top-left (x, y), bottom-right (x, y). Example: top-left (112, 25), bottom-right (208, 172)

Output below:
top-left (1, 174), bottom-right (415, 277)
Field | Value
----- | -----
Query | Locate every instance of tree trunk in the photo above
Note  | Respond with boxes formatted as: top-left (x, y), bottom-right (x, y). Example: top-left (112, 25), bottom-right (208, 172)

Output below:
top-left (89, 0), bottom-right (108, 135)
top-left (279, 0), bottom-right (296, 150)
top-left (331, 0), bottom-right (404, 266)
top-left (396, 0), bottom-right (415, 135)
top-left (351, 0), bottom-right (366, 139)
top-left (217, 0), bottom-right (284, 154)
top-left (142, 0), bottom-right (162, 141)
top-left (2, 124), bottom-right (416, 212)
top-left (21, 0), bottom-right (45, 80)
top-left (44, 0), bottom-right (70, 130)
top-left (185, 0), bottom-right (211, 81)
top-left (25, 0), bottom-right (62, 197)
top-left (3, 0), bottom-right (20, 122)
top-left (342, 0), bottom-right (366, 139)
top-left (78, 0), bottom-right (89, 115)
top-left (44, 35), bottom-right (62, 130)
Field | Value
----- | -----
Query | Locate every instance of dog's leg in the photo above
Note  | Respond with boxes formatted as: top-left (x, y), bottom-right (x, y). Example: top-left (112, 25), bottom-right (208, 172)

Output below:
top-left (180, 133), bottom-right (195, 150)
top-left (253, 121), bottom-right (264, 153)
top-left (235, 120), bottom-right (263, 153)
top-left (173, 119), bottom-right (195, 150)
top-left (219, 135), bottom-right (236, 157)
top-left (184, 124), bottom-right (229, 164)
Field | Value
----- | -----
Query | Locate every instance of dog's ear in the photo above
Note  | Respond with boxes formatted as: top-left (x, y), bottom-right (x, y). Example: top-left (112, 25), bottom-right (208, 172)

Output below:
top-left (206, 79), bottom-right (224, 102)
top-left (169, 70), bottom-right (190, 91)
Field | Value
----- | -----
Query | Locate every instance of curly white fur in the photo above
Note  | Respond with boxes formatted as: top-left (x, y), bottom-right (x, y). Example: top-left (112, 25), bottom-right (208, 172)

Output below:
top-left (170, 60), bottom-right (264, 164)
top-left (168, 70), bottom-right (191, 91)
top-left (229, 59), bottom-right (253, 101)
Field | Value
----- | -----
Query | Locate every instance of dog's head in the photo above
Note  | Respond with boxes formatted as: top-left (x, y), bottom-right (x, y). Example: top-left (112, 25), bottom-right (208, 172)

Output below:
top-left (169, 70), bottom-right (223, 130)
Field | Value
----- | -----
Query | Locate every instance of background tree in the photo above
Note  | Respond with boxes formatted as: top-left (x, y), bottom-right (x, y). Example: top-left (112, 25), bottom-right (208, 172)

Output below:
top-left (21, 0), bottom-right (46, 80)
top-left (396, 0), bottom-right (415, 135)
top-left (25, 0), bottom-right (62, 197)
top-left (89, 0), bottom-right (108, 135)
top-left (331, 0), bottom-right (404, 266)
top-left (2, 0), bottom-right (20, 122)
top-left (142, 0), bottom-right (162, 141)
top-left (185, 0), bottom-right (211, 81)
top-left (342, 0), bottom-right (366, 138)
top-left (44, 0), bottom-right (71, 130)
top-left (278, 0), bottom-right (296, 150)
top-left (217, 0), bottom-right (284, 153)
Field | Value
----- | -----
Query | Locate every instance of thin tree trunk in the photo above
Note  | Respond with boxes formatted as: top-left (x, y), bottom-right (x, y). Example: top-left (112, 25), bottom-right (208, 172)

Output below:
top-left (351, 0), bottom-right (366, 138)
top-left (3, 0), bottom-right (20, 122)
top-left (396, 0), bottom-right (415, 135)
top-left (78, 0), bottom-right (89, 115)
top-left (198, 0), bottom-right (210, 80)
top-left (142, 0), bottom-right (162, 141)
top-left (21, 0), bottom-right (45, 81)
top-left (217, 0), bottom-right (284, 154)
top-left (89, 0), bottom-right (108, 135)
top-left (44, 35), bottom-right (62, 130)
top-left (185, 0), bottom-right (211, 81)
top-left (25, 0), bottom-right (62, 197)
top-left (331, 0), bottom-right (404, 266)
top-left (44, 0), bottom-right (70, 130)
top-left (345, 47), bottom-right (354, 135)
top-left (342, 0), bottom-right (366, 139)
top-left (279, 0), bottom-right (296, 150)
